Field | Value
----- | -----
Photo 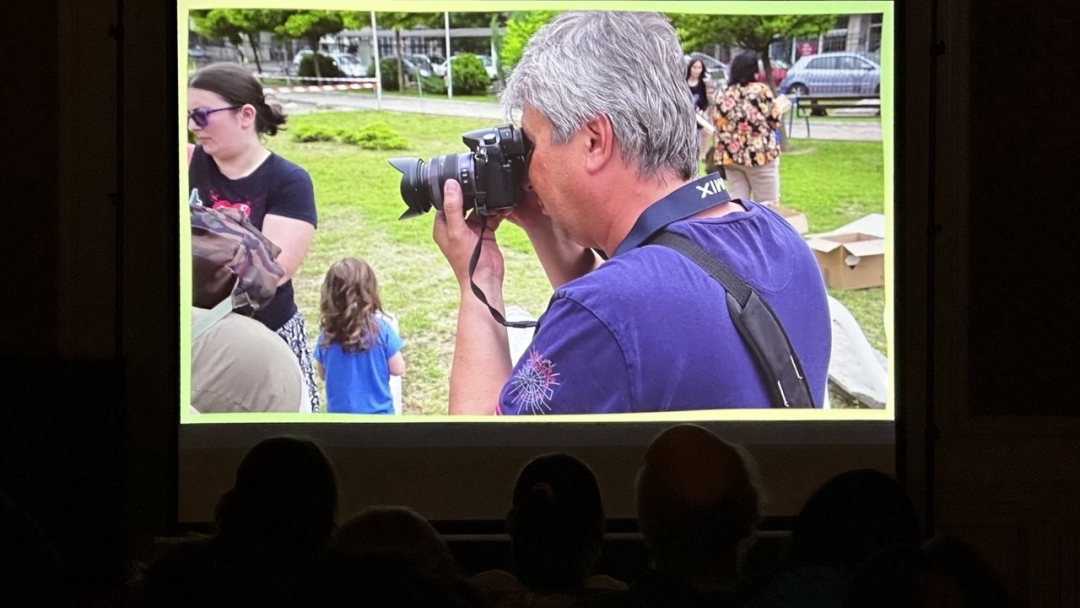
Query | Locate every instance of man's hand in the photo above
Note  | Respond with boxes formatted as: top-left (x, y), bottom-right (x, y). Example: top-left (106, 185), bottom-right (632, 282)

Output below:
top-left (433, 179), bottom-right (505, 289)
top-left (432, 178), bottom-right (513, 415)
top-left (491, 190), bottom-right (601, 290)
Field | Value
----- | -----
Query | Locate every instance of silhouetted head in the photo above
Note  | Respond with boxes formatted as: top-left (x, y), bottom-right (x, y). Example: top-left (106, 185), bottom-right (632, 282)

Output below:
top-left (507, 453), bottom-right (605, 591)
top-left (332, 506), bottom-right (460, 578)
top-left (844, 535), bottom-right (1019, 608)
top-left (728, 50), bottom-right (759, 87)
top-left (636, 424), bottom-right (762, 582)
top-left (790, 468), bottom-right (920, 569)
top-left (214, 436), bottom-right (339, 555)
top-left (292, 550), bottom-right (485, 608)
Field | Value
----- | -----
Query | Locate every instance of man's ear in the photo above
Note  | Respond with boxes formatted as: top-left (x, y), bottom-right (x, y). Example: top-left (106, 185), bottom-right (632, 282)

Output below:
top-left (581, 115), bottom-right (615, 175)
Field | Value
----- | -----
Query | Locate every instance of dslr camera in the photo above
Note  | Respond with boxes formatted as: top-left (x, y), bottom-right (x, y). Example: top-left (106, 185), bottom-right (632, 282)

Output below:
top-left (389, 124), bottom-right (530, 220)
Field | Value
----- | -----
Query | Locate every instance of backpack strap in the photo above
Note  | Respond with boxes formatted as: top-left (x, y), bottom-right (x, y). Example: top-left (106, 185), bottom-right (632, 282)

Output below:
top-left (192, 281), bottom-right (238, 341)
top-left (649, 231), bottom-right (815, 408)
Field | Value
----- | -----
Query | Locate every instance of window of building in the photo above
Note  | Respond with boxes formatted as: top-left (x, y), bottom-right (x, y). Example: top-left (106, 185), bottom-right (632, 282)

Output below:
top-left (868, 13), bottom-right (883, 53)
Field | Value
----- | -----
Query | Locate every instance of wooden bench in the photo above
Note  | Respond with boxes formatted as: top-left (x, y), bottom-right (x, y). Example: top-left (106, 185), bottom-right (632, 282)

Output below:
top-left (786, 94), bottom-right (880, 137)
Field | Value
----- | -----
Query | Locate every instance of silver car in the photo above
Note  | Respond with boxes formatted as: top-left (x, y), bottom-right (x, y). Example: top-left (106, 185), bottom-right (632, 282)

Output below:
top-left (777, 51), bottom-right (881, 96)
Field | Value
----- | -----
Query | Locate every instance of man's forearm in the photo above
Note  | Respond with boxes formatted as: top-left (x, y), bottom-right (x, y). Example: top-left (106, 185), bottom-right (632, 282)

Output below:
top-left (447, 284), bottom-right (512, 415)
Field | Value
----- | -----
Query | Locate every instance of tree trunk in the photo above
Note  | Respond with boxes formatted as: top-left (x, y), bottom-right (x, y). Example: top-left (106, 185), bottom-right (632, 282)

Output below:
top-left (395, 29), bottom-right (405, 91)
top-left (247, 33), bottom-right (263, 74)
top-left (310, 37), bottom-right (322, 84)
top-left (761, 52), bottom-right (777, 92)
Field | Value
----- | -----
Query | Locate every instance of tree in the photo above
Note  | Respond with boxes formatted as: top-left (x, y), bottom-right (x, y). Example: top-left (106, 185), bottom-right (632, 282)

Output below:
top-left (228, 10), bottom-right (290, 73)
top-left (278, 10), bottom-right (347, 82)
top-left (190, 10), bottom-right (245, 65)
top-left (373, 12), bottom-right (436, 91)
top-left (671, 13), bottom-right (836, 91)
top-left (190, 9), bottom-right (290, 73)
top-left (499, 11), bottom-right (560, 76)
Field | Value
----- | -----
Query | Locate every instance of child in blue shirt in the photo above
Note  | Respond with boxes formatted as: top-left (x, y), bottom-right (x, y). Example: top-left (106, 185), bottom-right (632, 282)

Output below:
top-left (314, 258), bottom-right (405, 414)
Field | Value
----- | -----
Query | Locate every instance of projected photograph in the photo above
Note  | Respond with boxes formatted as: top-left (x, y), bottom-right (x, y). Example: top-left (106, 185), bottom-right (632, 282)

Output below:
top-left (181, 2), bottom-right (894, 421)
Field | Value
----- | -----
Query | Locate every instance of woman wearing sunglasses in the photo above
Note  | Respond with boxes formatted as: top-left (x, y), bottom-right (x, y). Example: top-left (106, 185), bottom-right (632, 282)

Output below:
top-left (187, 61), bottom-right (321, 412)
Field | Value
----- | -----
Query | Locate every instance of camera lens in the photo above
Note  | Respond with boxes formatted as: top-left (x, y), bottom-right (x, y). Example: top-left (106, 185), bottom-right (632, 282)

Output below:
top-left (389, 153), bottom-right (474, 220)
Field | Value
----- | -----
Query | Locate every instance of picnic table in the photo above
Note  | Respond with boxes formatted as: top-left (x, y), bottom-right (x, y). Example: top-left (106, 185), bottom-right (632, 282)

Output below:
top-left (786, 94), bottom-right (881, 137)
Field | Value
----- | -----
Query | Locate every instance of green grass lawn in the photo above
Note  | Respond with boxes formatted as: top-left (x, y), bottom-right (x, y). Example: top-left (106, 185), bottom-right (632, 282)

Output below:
top-left (263, 112), bottom-right (887, 413)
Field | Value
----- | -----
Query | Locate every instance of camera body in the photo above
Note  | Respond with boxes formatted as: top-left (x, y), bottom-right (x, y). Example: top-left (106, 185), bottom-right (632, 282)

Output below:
top-left (389, 124), bottom-right (530, 219)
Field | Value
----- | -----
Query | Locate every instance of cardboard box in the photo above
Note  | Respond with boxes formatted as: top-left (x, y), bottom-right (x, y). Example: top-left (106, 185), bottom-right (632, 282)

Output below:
top-left (806, 232), bottom-right (885, 290)
top-left (760, 201), bottom-right (809, 234)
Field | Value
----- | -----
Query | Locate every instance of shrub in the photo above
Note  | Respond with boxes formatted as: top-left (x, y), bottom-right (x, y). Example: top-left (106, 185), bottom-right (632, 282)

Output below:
top-left (298, 53), bottom-right (342, 79)
top-left (291, 124), bottom-right (337, 143)
top-left (418, 75), bottom-right (447, 95)
top-left (367, 58), bottom-right (401, 91)
top-left (340, 123), bottom-right (410, 150)
top-left (450, 53), bottom-right (490, 96)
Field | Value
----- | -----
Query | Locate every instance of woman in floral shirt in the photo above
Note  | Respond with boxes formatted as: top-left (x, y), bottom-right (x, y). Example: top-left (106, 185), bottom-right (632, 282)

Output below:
top-left (711, 51), bottom-right (783, 203)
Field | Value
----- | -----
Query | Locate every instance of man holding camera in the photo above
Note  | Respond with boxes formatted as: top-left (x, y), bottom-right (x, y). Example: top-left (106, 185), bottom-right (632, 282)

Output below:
top-left (432, 11), bottom-right (831, 415)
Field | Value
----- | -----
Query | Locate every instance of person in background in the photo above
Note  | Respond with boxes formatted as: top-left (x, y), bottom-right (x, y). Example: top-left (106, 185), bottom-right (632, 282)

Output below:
top-left (471, 453), bottom-right (626, 608)
top-left (712, 50), bottom-right (783, 203)
top-left (332, 505), bottom-right (462, 580)
top-left (743, 468), bottom-right (922, 608)
top-left (579, 424), bottom-right (764, 607)
top-left (136, 436), bottom-right (339, 608)
top-left (686, 58), bottom-right (711, 164)
top-left (187, 61), bottom-right (321, 412)
top-left (314, 257), bottom-right (405, 414)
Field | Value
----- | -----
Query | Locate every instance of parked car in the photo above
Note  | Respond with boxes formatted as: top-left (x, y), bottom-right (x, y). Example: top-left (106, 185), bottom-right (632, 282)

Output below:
top-left (776, 51), bottom-right (881, 97)
top-left (434, 54), bottom-right (498, 81)
top-left (405, 54), bottom-right (435, 78)
top-left (475, 54), bottom-right (499, 80)
top-left (292, 49), bottom-right (314, 68)
top-left (381, 54), bottom-right (433, 78)
top-left (329, 52), bottom-right (367, 78)
top-left (757, 58), bottom-right (790, 87)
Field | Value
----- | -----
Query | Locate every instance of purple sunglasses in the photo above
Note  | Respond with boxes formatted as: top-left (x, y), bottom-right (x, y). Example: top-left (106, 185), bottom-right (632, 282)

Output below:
top-left (187, 105), bottom-right (241, 128)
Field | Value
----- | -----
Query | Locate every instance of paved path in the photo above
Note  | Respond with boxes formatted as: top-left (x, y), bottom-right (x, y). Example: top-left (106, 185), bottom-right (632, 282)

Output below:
top-left (273, 90), bottom-right (883, 142)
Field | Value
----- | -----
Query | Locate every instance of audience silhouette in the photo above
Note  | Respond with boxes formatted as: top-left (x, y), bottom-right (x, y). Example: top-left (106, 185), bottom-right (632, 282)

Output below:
top-left (135, 436), bottom-right (338, 608)
top-left (843, 534), bottom-right (1020, 608)
top-left (744, 468), bottom-right (922, 608)
top-left (289, 550), bottom-right (486, 608)
top-left (120, 426), bottom-right (1022, 608)
top-left (580, 423), bottom-right (764, 608)
top-left (472, 452), bottom-right (626, 608)
top-left (332, 505), bottom-right (462, 579)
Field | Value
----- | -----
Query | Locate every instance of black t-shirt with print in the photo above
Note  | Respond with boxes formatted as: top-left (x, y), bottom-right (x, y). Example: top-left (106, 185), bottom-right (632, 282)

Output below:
top-left (189, 145), bottom-right (318, 331)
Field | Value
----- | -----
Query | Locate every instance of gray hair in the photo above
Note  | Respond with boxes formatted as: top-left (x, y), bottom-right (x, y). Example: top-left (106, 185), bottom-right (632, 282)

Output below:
top-left (501, 11), bottom-right (698, 181)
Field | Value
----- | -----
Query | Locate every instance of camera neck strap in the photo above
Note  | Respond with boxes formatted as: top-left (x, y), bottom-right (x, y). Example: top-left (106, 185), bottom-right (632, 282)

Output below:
top-left (613, 174), bottom-right (813, 408)
top-left (469, 217), bottom-right (538, 329)
top-left (645, 231), bottom-right (815, 408)
top-left (613, 173), bottom-right (733, 257)
top-left (466, 173), bottom-right (736, 330)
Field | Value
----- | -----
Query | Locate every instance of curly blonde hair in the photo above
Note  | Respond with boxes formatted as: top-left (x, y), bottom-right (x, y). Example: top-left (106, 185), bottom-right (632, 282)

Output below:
top-left (319, 258), bottom-right (385, 353)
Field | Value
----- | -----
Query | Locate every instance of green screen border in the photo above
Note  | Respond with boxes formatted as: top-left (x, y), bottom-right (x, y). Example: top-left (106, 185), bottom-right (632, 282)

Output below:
top-left (178, 0), bottom-right (896, 424)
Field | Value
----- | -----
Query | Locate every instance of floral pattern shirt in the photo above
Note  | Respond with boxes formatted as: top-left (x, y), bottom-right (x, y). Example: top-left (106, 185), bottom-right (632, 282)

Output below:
top-left (712, 81), bottom-right (782, 167)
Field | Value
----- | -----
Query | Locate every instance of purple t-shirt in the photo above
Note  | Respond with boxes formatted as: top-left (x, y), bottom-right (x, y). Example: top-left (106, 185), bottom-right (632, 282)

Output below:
top-left (497, 195), bottom-right (831, 415)
top-left (189, 146), bottom-right (317, 331)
